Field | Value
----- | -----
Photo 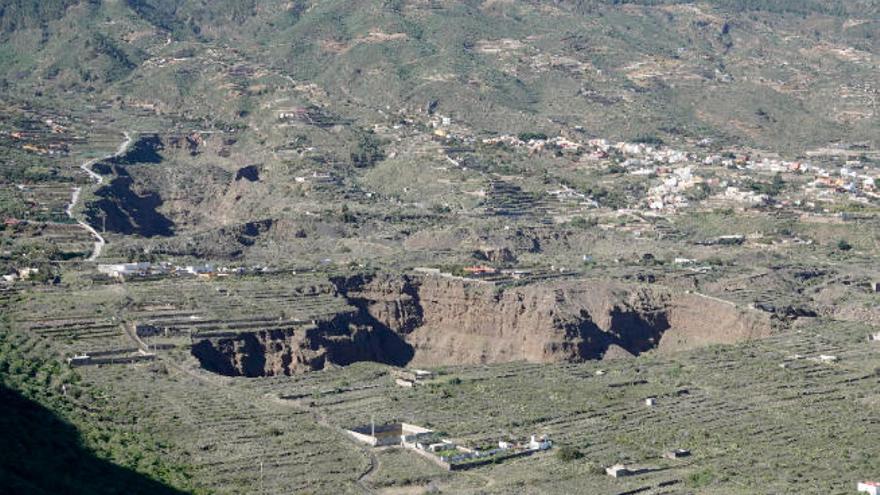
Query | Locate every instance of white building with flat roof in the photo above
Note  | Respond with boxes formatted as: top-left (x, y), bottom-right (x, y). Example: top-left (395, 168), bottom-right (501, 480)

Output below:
top-left (858, 481), bottom-right (880, 495)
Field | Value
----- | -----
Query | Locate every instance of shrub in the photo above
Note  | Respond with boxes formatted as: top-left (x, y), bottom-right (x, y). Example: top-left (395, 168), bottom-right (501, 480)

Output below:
top-left (633, 134), bottom-right (664, 146)
top-left (687, 468), bottom-right (716, 488)
top-left (569, 216), bottom-right (598, 229)
top-left (555, 446), bottom-right (583, 462)
top-left (836, 239), bottom-right (852, 251)
top-left (518, 132), bottom-right (548, 142)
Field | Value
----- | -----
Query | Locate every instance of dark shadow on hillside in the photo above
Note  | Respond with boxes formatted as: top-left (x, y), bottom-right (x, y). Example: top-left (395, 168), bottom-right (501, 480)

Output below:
top-left (325, 313), bottom-right (416, 368)
top-left (86, 175), bottom-right (175, 237)
top-left (608, 308), bottom-right (671, 355)
top-left (108, 135), bottom-right (165, 165)
top-left (85, 134), bottom-right (174, 237)
top-left (0, 384), bottom-right (187, 495)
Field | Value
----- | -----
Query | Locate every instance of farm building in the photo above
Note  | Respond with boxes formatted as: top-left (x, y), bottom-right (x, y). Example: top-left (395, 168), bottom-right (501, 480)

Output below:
top-left (463, 265), bottom-right (496, 275)
top-left (391, 368), bottom-right (435, 387)
top-left (346, 423), bottom-right (433, 447)
top-left (663, 449), bottom-right (691, 460)
top-left (859, 481), bottom-right (880, 495)
top-left (606, 464), bottom-right (633, 478)
top-left (98, 262), bottom-right (151, 278)
top-left (528, 435), bottom-right (552, 451)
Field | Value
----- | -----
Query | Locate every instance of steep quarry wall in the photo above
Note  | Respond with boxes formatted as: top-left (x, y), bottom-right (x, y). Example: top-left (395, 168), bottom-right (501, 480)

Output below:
top-left (191, 314), bottom-right (414, 377)
top-left (190, 274), bottom-right (773, 376)
top-left (339, 274), bottom-right (772, 367)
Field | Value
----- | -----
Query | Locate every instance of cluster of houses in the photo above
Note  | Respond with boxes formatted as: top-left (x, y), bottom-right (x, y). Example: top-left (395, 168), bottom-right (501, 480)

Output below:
top-left (66, 348), bottom-right (156, 367)
top-left (428, 434), bottom-right (552, 469)
top-left (346, 421), bottom-right (552, 470)
top-left (644, 166), bottom-right (698, 211)
top-left (367, 102), bottom-right (878, 222)
top-left (3, 120), bottom-right (72, 156)
top-left (475, 129), bottom-right (879, 214)
top-left (96, 262), bottom-right (267, 280)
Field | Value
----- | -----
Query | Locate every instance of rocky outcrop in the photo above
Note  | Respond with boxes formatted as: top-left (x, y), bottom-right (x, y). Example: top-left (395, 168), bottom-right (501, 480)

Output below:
top-left (191, 273), bottom-right (773, 376)
top-left (333, 274), bottom-right (772, 367)
top-left (192, 328), bottom-right (326, 377)
top-left (191, 313), bottom-right (415, 377)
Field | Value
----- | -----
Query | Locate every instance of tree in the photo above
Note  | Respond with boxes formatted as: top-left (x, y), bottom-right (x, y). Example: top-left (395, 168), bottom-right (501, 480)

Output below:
top-left (350, 131), bottom-right (384, 168)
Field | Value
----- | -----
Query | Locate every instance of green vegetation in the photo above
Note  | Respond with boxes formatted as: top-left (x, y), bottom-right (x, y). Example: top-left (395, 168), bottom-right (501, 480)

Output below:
top-left (0, 1), bottom-right (878, 493)
top-left (0, 319), bottom-right (197, 493)
top-left (349, 130), bottom-right (384, 168)
top-left (686, 467), bottom-right (717, 488)
top-left (555, 446), bottom-right (583, 462)
top-left (518, 132), bottom-right (548, 142)
top-left (747, 173), bottom-right (785, 196)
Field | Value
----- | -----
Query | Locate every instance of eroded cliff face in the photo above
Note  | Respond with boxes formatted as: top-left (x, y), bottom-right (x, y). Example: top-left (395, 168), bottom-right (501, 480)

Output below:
top-left (191, 273), bottom-right (773, 376)
top-left (337, 274), bottom-right (771, 367)
top-left (190, 313), bottom-right (413, 377)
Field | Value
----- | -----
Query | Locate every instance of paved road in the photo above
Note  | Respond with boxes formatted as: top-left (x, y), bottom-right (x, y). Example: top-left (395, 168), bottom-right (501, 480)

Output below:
top-left (66, 131), bottom-right (132, 261)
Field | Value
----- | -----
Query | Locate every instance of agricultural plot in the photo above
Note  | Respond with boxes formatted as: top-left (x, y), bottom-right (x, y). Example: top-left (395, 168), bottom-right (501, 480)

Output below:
top-left (4, 266), bottom-right (880, 494)
top-left (253, 320), bottom-right (880, 494)
top-left (1, 222), bottom-right (95, 261)
top-left (1, 3), bottom-right (879, 493)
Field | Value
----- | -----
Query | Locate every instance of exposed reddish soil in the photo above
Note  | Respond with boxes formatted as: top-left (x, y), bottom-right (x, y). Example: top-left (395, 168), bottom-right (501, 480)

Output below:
top-left (191, 273), bottom-right (772, 376)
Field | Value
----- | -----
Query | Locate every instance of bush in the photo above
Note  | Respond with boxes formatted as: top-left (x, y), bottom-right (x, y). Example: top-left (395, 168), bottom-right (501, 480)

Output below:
top-left (555, 446), bottom-right (583, 462)
top-left (569, 216), bottom-right (598, 229)
top-left (836, 239), bottom-right (852, 251)
top-left (350, 130), bottom-right (384, 168)
top-left (687, 468), bottom-right (716, 488)
top-left (633, 134), bottom-right (664, 146)
top-left (518, 132), bottom-right (548, 142)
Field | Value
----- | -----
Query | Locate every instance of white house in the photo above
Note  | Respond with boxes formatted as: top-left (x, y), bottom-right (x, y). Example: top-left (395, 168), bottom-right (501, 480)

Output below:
top-left (98, 262), bottom-right (150, 278)
top-left (528, 435), bottom-right (552, 451)
top-left (858, 481), bottom-right (880, 495)
top-left (18, 267), bottom-right (39, 279)
top-left (606, 464), bottom-right (632, 478)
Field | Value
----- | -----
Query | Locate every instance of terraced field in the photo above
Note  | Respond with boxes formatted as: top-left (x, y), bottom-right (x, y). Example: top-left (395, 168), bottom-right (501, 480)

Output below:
top-left (5, 271), bottom-right (878, 494)
top-left (249, 320), bottom-right (879, 494)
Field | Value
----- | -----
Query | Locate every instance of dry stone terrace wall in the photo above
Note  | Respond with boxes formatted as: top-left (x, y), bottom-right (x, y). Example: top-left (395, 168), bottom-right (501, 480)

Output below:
top-left (189, 273), bottom-right (773, 377)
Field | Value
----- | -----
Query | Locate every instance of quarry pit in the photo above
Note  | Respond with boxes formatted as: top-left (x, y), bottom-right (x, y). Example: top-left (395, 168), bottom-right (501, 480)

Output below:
top-left (190, 273), bottom-right (772, 377)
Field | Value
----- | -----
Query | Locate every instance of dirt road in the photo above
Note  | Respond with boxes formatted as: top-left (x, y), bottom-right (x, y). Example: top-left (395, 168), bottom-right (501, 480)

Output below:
top-left (66, 131), bottom-right (132, 261)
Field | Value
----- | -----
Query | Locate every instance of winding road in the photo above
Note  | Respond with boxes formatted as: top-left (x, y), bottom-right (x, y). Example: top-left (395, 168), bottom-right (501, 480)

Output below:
top-left (66, 131), bottom-right (132, 261)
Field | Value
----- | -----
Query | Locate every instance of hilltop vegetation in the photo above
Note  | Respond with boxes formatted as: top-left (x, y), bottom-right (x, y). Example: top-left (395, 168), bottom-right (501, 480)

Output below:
top-left (1, 0), bottom-right (878, 150)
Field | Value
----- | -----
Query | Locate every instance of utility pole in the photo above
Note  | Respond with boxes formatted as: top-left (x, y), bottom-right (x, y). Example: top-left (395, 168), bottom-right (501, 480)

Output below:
top-left (259, 442), bottom-right (265, 495)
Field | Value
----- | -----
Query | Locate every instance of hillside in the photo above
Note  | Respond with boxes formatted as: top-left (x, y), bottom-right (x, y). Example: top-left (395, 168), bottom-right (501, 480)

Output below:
top-left (0, 1), bottom-right (879, 494)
